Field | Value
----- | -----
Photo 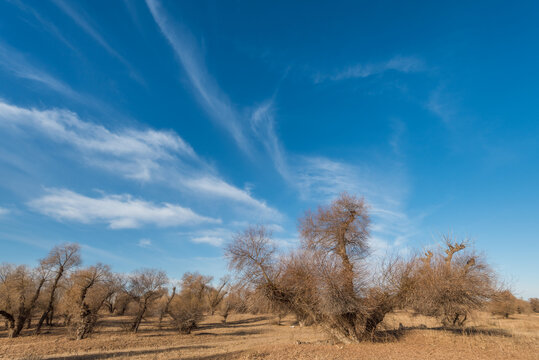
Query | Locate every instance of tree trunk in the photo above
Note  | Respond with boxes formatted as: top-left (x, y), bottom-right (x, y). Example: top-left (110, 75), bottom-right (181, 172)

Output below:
top-left (12, 315), bottom-right (26, 338)
top-left (8, 278), bottom-right (46, 338)
top-left (158, 287), bottom-right (175, 329)
top-left (36, 267), bottom-right (64, 334)
top-left (0, 311), bottom-right (15, 338)
top-left (48, 308), bottom-right (54, 326)
top-left (131, 300), bottom-right (148, 333)
top-left (76, 303), bottom-right (92, 340)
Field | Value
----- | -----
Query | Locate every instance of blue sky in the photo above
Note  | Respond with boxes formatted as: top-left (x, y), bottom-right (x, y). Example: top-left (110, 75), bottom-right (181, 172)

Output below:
top-left (0, 0), bottom-right (537, 297)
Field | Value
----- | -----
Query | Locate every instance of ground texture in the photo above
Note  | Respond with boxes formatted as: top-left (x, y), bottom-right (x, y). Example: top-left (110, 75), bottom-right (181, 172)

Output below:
top-left (0, 312), bottom-right (537, 359)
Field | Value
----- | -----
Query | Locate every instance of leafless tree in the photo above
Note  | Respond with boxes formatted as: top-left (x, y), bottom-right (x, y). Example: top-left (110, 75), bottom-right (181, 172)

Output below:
top-left (110, 275), bottom-right (131, 315)
top-left (128, 268), bottom-right (168, 333)
top-left (0, 263), bottom-right (52, 338)
top-left (405, 237), bottom-right (495, 326)
top-left (35, 243), bottom-right (81, 334)
top-left (226, 226), bottom-right (278, 285)
top-left (158, 286), bottom-right (176, 329)
top-left (490, 290), bottom-right (518, 318)
top-left (529, 298), bottom-right (539, 313)
top-left (207, 276), bottom-right (230, 315)
top-left (166, 272), bottom-right (210, 334)
top-left (66, 264), bottom-right (112, 340)
top-left (218, 296), bottom-right (232, 324)
top-left (226, 194), bottom-right (496, 343)
top-left (299, 192), bottom-right (370, 294)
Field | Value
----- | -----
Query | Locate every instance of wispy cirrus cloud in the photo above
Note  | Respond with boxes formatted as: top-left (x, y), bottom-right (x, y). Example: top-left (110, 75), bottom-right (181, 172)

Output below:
top-left (145, 0), bottom-right (251, 154)
top-left (0, 100), bottom-right (196, 181)
top-left (28, 188), bottom-right (220, 229)
top-left (426, 86), bottom-right (459, 125)
top-left (315, 55), bottom-right (425, 83)
top-left (183, 177), bottom-right (280, 220)
top-left (6, 0), bottom-right (78, 52)
top-left (51, 0), bottom-right (142, 83)
top-left (250, 101), bottom-right (290, 180)
top-left (0, 100), bottom-right (281, 219)
top-left (0, 41), bottom-right (122, 117)
top-left (0, 207), bottom-right (10, 216)
top-left (0, 41), bottom-right (82, 101)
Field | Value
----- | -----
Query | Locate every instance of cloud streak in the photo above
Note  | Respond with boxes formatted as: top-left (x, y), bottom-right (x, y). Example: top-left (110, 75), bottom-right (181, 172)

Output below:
top-left (0, 41), bottom-right (82, 101)
top-left (51, 0), bottom-right (142, 82)
top-left (315, 55), bottom-right (424, 83)
top-left (29, 188), bottom-right (220, 229)
top-left (145, 0), bottom-right (251, 153)
top-left (250, 101), bottom-right (290, 180)
top-left (7, 0), bottom-right (78, 52)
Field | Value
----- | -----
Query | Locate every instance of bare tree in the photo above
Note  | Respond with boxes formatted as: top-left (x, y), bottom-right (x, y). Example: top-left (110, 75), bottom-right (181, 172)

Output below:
top-left (207, 276), bottom-right (230, 315)
top-left (297, 193), bottom-right (374, 341)
top-left (158, 286), bottom-right (176, 328)
top-left (530, 298), bottom-right (539, 313)
top-left (226, 195), bottom-right (490, 343)
top-left (218, 296), bottom-right (232, 324)
top-left (129, 269), bottom-right (168, 333)
top-left (406, 237), bottom-right (495, 327)
top-left (35, 243), bottom-right (81, 334)
top-left (67, 264), bottom-right (112, 340)
top-left (227, 226), bottom-right (277, 284)
top-left (166, 273), bottom-right (208, 334)
top-left (490, 290), bottom-right (518, 318)
top-left (0, 264), bottom-right (52, 338)
top-left (299, 192), bottom-right (370, 295)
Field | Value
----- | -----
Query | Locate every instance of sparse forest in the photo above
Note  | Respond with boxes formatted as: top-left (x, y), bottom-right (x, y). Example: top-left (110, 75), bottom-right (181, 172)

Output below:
top-left (0, 194), bottom-right (537, 359)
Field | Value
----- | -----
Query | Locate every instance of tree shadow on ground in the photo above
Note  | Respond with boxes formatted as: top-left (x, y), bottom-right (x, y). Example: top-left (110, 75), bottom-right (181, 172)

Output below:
top-left (42, 345), bottom-right (212, 360)
top-left (195, 329), bottom-right (264, 337)
top-left (197, 316), bottom-right (269, 331)
top-left (371, 324), bottom-right (512, 343)
top-left (180, 351), bottom-right (247, 360)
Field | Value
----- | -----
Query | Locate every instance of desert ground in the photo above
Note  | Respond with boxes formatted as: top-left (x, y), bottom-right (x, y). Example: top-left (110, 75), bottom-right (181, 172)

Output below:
top-left (0, 311), bottom-right (537, 360)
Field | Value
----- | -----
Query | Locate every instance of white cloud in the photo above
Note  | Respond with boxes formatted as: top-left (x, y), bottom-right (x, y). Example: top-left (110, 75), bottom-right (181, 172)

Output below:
top-left (315, 55), bottom-right (424, 83)
top-left (146, 0), bottom-right (251, 153)
top-left (0, 207), bottom-right (9, 216)
top-left (28, 188), bottom-right (220, 229)
top-left (186, 227), bottom-right (233, 247)
top-left (272, 236), bottom-right (300, 249)
top-left (191, 236), bottom-right (224, 247)
top-left (250, 101), bottom-right (290, 180)
top-left (0, 100), bottom-right (195, 181)
top-left (0, 100), bottom-right (281, 218)
top-left (138, 238), bottom-right (152, 248)
top-left (185, 177), bottom-right (282, 220)
top-left (266, 223), bottom-right (285, 233)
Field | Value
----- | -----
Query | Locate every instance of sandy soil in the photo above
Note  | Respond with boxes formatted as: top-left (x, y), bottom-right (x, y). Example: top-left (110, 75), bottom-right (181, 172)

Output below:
top-left (0, 312), bottom-right (537, 359)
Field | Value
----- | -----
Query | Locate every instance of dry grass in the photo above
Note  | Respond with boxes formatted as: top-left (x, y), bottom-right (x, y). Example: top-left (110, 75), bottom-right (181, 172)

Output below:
top-left (0, 311), bottom-right (537, 359)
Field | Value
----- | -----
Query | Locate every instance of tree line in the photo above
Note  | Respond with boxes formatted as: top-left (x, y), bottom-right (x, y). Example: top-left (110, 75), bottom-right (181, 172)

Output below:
top-left (1, 193), bottom-right (536, 342)
top-left (0, 245), bottom-right (233, 339)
